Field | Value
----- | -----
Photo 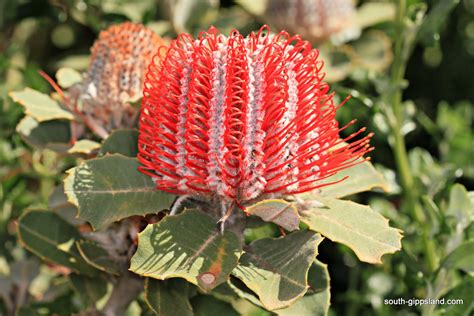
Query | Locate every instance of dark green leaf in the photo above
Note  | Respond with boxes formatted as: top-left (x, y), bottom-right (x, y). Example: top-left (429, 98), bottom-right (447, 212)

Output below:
top-left (69, 274), bottom-right (107, 307)
top-left (48, 185), bottom-right (84, 226)
top-left (130, 209), bottom-right (242, 291)
top-left (64, 154), bottom-right (175, 229)
top-left (439, 241), bottom-right (474, 273)
top-left (76, 240), bottom-right (122, 275)
top-left (191, 294), bottom-right (239, 316)
top-left (417, 0), bottom-right (459, 47)
top-left (232, 231), bottom-right (323, 310)
top-left (99, 129), bottom-right (139, 157)
top-left (144, 278), bottom-right (193, 316)
top-left (17, 210), bottom-right (97, 276)
top-left (441, 276), bottom-right (474, 316)
top-left (16, 116), bottom-right (71, 152)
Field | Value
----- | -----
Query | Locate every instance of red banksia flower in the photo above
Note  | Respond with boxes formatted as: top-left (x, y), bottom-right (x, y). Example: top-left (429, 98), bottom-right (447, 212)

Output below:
top-left (138, 26), bottom-right (373, 205)
top-left (77, 22), bottom-right (165, 138)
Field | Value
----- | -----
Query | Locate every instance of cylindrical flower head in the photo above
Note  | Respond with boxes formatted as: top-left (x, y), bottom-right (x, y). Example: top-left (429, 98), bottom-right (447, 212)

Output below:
top-left (265, 0), bottom-right (360, 44)
top-left (80, 22), bottom-right (165, 137)
top-left (138, 26), bottom-right (372, 203)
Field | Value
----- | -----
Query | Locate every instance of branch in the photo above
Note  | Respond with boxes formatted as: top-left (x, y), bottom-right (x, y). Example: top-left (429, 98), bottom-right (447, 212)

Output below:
top-left (102, 272), bottom-right (143, 316)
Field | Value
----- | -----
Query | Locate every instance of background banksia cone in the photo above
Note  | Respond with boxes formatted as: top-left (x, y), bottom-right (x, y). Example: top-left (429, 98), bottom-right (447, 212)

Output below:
top-left (78, 22), bottom-right (165, 138)
top-left (265, 0), bottom-right (360, 44)
top-left (138, 26), bottom-right (373, 204)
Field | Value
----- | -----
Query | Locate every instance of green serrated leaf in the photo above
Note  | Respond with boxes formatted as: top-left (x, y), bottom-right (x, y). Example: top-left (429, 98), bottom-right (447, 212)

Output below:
top-left (303, 161), bottom-right (389, 199)
top-left (276, 260), bottom-right (330, 316)
top-left (232, 231), bottom-right (323, 310)
top-left (439, 241), bottom-right (474, 273)
top-left (9, 88), bottom-right (74, 122)
top-left (144, 278), bottom-right (193, 316)
top-left (16, 116), bottom-right (71, 152)
top-left (17, 210), bottom-right (97, 276)
top-left (130, 209), bottom-right (242, 291)
top-left (56, 68), bottom-right (83, 89)
top-left (301, 197), bottom-right (402, 264)
top-left (76, 240), bottom-right (122, 275)
top-left (99, 129), bottom-right (139, 157)
top-left (68, 139), bottom-right (101, 154)
top-left (64, 154), bottom-right (176, 229)
top-left (69, 273), bottom-right (107, 307)
top-left (246, 199), bottom-right (300, 231)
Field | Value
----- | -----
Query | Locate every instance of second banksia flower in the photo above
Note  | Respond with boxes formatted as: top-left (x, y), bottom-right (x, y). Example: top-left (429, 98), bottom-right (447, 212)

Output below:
top-left (138, 26), bottom-right (373, 210)
top-left (75, 22), bottom-right (165, 138)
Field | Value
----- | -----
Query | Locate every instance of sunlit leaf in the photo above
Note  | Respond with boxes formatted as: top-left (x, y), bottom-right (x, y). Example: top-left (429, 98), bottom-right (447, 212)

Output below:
top-left (246, 199), bottom-right (300, 231)
top-left (67, 139), bottom-right (100, 154)
top-left (130, 209), bottom-right (242, 291)
top-left (56, 68), bottom-right (82, 89)
top-left (304, 161), bottom-right (389, 199)
top-left (9, 88), bottom-right (74, 122)
top-left (301, 197), bottom-right (402, 264)
top-left (235, 0), bottom-right (268, 16)
top-left (355, 2), bottom-right (396, 29)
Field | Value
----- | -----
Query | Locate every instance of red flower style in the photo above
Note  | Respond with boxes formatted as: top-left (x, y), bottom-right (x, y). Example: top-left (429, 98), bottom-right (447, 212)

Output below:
top-left (138, 26), bottom-right (373, 205)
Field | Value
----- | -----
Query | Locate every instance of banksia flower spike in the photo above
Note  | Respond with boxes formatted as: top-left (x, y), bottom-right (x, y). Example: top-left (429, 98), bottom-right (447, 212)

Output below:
top-left (138, 26), bottom-right (373, 215)
top-left (266, 0), bottom-right (360, 44)
top-left (72, 22), bottom-right (165, 138)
